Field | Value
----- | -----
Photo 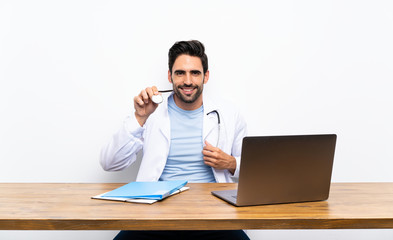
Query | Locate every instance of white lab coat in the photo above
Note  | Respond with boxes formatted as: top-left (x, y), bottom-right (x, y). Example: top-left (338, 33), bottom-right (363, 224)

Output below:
top-left (100, 93), bottom-right (247, 183)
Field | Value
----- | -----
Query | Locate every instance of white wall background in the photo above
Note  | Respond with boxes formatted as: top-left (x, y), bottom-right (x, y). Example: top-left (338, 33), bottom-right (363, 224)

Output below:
top-left (1, 0), bottom-right (392, 239)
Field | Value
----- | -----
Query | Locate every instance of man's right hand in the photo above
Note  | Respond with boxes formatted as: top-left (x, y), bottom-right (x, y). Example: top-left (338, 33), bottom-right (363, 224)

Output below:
top-left (134, 86), bottom-right (160, 126)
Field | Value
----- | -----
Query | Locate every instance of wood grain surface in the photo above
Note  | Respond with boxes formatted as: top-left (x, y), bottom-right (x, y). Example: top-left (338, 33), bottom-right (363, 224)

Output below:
top-left (1, 183), bottom-right (393, 230)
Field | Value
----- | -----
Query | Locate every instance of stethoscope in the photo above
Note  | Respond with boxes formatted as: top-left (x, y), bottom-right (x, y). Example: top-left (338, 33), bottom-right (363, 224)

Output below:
top-left (152, 91), bottom-right (221, 147)
top-left (207, 110), bottom-right (221, 147)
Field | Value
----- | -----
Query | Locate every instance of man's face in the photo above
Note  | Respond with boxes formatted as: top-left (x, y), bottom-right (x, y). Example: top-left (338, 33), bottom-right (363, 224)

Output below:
top-left (168, 54), bottom-right (209, 109)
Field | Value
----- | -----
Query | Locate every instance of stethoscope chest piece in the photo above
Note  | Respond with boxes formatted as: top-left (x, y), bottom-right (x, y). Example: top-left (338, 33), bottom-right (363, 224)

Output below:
top-left (152, 95), bottom-right (163, 104)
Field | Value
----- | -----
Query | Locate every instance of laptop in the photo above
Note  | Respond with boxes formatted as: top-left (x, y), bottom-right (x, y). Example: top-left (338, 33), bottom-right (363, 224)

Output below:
top-left (211, 134), bottom-right (337, 206)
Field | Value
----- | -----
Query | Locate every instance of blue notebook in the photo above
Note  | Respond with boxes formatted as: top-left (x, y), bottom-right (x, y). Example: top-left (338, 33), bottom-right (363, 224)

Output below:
top-left (101, 180), bottom-right (188, 200)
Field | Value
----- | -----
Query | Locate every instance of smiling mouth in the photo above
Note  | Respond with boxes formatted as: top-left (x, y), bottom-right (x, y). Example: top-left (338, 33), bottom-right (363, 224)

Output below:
top-left (180, 87), bottom-right (196, 95)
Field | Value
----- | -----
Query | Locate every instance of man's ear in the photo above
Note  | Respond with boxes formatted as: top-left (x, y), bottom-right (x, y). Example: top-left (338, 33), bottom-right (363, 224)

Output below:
top-left (168, 70), bottom-right (172, 83)
top-left (203, 70), bottom-right (210, 84)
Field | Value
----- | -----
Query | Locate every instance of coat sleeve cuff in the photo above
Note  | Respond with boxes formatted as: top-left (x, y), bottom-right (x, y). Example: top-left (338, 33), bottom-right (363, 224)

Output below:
top-left (232, 156), bottom-right (241, 179)
top-left (124, 115), bottom-right (145, 138)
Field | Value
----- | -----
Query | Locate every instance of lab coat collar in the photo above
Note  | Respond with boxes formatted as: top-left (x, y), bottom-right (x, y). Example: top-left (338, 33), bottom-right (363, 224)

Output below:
top-left (202, 93), bottom-right (220, 142)
top-left (157, 93), bottom-right (172, 144)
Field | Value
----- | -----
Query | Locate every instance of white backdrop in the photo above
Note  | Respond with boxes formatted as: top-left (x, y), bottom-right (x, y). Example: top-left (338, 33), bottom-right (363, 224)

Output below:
top-left (1, 0), bottom-right (392, 239)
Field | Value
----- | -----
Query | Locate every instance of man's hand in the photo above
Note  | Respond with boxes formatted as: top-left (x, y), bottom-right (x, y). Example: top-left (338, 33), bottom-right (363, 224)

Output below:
top-left (134, 86), bottom-right (160, 126)
top-left (202, 141), bottom-right (236, 175)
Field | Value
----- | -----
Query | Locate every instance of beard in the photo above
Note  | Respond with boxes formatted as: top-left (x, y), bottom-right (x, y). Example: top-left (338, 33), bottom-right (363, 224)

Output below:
top-left (172, 78), bottom-right (204, 104)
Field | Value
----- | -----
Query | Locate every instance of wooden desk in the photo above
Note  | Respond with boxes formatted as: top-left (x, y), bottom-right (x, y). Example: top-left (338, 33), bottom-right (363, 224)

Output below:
top-left (1, 183), bottom-right (393, 230)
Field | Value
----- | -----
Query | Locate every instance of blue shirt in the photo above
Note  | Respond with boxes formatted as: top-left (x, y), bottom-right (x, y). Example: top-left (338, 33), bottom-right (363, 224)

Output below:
top-left (159, 95), bottom-right (216, 183)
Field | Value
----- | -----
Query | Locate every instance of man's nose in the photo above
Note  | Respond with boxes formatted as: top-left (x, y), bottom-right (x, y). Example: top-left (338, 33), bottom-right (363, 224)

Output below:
top-left (184, 73), bottom-right (192, 85)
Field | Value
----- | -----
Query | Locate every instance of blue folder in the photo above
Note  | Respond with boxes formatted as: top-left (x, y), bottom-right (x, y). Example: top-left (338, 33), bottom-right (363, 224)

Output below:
top-left (101, 180), bottom-right (188, 200)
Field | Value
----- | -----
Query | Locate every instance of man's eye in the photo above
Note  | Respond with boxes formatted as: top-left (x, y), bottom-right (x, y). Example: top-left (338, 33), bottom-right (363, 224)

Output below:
top-left (175, 71), bottom-right (185, 76)
top-left (191, 71), bottom-right (201, 75)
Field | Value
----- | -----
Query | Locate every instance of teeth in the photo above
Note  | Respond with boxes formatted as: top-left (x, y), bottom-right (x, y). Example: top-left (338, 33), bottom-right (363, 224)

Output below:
top-left (183, 88), bottom-right (193, 93)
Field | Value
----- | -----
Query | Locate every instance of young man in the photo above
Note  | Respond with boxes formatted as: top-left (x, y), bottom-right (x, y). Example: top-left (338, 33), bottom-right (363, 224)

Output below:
top-left (100, 40), bottom-right (248, 240)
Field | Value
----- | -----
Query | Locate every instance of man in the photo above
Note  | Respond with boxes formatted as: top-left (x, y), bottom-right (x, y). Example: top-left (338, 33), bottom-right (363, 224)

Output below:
top-left (100, 40), bottom-right (248, 240)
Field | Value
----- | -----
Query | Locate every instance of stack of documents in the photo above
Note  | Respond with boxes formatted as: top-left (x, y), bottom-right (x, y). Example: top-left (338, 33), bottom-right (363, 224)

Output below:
top-left (92, 180), bottom-right (189, 204)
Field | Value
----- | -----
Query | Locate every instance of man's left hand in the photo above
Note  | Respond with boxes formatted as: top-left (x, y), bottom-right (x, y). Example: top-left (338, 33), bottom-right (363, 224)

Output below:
top-left (202, 141), bottom-right (236, 175)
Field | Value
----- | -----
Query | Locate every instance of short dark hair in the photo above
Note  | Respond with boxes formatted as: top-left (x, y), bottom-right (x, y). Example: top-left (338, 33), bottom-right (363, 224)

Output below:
top-left (168, 40), bottom-right (208, 74)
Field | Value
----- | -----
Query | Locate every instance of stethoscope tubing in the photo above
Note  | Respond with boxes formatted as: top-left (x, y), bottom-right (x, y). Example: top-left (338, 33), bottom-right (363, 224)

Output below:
top-left (207, 110), bottom-right (221, 147)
